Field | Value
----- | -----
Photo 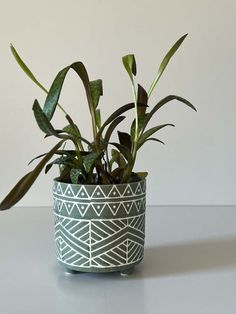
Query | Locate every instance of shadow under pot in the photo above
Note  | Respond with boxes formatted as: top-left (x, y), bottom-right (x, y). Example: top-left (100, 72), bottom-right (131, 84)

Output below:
top-left (53, 178), bottom-right (146, 275)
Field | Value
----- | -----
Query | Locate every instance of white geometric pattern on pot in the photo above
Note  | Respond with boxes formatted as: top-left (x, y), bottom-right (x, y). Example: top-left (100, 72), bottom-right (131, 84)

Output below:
top-left (76, 186), bottom-right (90, 199)
top-left (54, 212), bottom-right (145, 269)
top-left (53, 196), bottom-right (146, 217)
top-left (91, 186), bottom-right (107, 199)
top-left (107, 185), bottom-right (122, 198)
top-left (53, 182), bottom-right (145, 200)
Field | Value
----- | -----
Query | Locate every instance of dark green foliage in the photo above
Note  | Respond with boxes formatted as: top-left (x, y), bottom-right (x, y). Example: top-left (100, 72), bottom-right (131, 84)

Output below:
top-left (0, 34), bottom-right (197, 210)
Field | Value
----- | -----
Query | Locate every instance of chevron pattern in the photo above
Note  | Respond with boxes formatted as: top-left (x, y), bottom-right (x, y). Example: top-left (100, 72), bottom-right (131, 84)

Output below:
top-left (54, 212), bottom-right (145, 269)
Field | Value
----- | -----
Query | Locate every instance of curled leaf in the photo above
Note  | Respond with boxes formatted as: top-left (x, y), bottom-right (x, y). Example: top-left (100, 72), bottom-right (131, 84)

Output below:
top-left (90, 79), bottom-right (103, 109)
top-left (122, 54), bottom-right (137, 82)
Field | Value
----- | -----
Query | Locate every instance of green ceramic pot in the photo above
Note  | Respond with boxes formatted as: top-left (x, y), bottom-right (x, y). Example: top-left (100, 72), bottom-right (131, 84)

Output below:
top-left (53, 178), bottom-right (146, 273)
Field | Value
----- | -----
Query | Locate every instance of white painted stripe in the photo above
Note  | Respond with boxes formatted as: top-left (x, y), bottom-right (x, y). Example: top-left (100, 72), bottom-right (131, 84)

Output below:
top-left (54, 212), bottom-right (145, 222)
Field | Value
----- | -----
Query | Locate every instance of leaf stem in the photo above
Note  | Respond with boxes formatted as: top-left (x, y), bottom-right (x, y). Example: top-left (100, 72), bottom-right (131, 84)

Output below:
top-left (123, 82), bottom-right (138, 182)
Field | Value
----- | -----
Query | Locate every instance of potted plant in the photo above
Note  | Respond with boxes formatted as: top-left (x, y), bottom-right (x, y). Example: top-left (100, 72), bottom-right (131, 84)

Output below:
top-left (0, 34), bottom-right (196, 275)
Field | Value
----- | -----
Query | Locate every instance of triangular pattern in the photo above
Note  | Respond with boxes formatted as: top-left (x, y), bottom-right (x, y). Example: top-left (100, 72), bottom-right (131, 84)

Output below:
top-left (91, 203), bottom-right (106, 216)
top-left (122, 184), bottom-right (134, 197)
top-left (91, 186), bottom-right (106, 199)
top-left (56, 199), bottom-right (63, 212)
top-left (56, 183), bottom-right (63, 195)
top-left (64, 202), bottom-right (74, 215)
top-left (64, 185), bottom-right (76, 197)
top-left (59, 201), bottom-right (68, 213)
top-left (108, 202), bottom-right (121, 216)
top-left (107, 185), bottom-right (122, 198)
top-left (74, 203), bottom-right (89, 217)
top-left (134, 199), bottom-right (142, 212)
top-left (135, 182), bottom-right (142, 195)
top-left (123, 201), bottom-right (133, 214)
top-left (76, 186), bottom-right (90, 198)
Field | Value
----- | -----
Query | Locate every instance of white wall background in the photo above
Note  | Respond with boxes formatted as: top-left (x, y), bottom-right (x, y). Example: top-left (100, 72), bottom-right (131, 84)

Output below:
top-left (0, 0), bottom-right (235, 206)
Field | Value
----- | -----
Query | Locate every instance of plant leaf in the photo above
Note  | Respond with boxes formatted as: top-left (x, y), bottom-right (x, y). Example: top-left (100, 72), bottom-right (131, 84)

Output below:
top-left (110, 167), bottom-right (125, 183)
top-left (90, 79), bottom-right (103, 109)
top-left (109, 149), bottom-right (126, 168)
top-left (43, 62), bottom-right (93, 121)
top-left (130, 114), bottom-right (148, 140)
top-left (109, 142), bottom-right (133, 164)
top-left (64, 114), bottom-right (83, 149)
top-left (136, 172), bottom-right (148, 179)
top-left (10, 44), bottom-right (48, 94)
top-left (0, 140), bottom-right (64, 210)
top-left (63, 124), bottom-right (81, 139)
top-left (122, 54), bottom-right (137, 82)
top-left (138, 137), bottom-right (165, 150)
top-left (141, 95), bottom-right (197, 132)
top-left (118, 131), bottom-right (132, 151)
top-left (137, 84), bottom-right (148, 115)
top-left (97, 102), bottom-right (147, 140)
top-left (28, 152), bottom-right (48, 165)
top-left (148, 34), bottom-right (188, 97)
top-left (104, 116), bottom-right (126, 145)
top-left (138, 124), bottom-right (174, 149)
top-left (95, 109), bottom-right (101, 129)
top-left (62, 125), bottom-right (92, 148)
top-left (83, 152), bottom-right (102, 173)
top-left (70, 168), bottom-right (86, 184)
top-left (32, 99), bottom-right (61, 137)
top-left (45, 155), bottom-right (76, 174)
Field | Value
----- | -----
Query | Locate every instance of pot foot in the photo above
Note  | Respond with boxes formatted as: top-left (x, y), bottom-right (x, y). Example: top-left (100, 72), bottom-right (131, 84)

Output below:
top-left (64, 267), bottom-right (80, 274)
top-left (120, 267), bottom-right (135, 277)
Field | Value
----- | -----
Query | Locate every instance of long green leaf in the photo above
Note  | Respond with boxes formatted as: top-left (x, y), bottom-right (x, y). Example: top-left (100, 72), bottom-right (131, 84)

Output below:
top-left (28, 152), bottom-right (48, 165)
top-left (141, 95), bottom-right (196, 133)
top-left (138, 137), bottom-right (165, 150)
top-left (10, 44), bottom-right (48, 94)
top-left (148, 34), bottom-right (188, 97)
top-left (11, 44), bottom-right (67, 116)
top-left (43, 62), bottom-right (93, 121)
top-left (104, 116), bottom-right (126, 144)
top-left (97, 103), bottom-right (147, 141)
top-left (138, 124), bottom-right (174, 149)
top-left (0, 140), bottom-right (64, 210)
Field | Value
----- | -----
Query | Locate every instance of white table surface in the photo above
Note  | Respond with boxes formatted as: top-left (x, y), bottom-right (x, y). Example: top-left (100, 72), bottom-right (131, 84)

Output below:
top-left (0, 206), bottom-right (236, 314)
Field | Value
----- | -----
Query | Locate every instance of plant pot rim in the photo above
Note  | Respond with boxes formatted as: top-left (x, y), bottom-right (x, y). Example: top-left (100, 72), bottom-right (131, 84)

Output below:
top-left (53, 177), bottom-right (146, 187)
